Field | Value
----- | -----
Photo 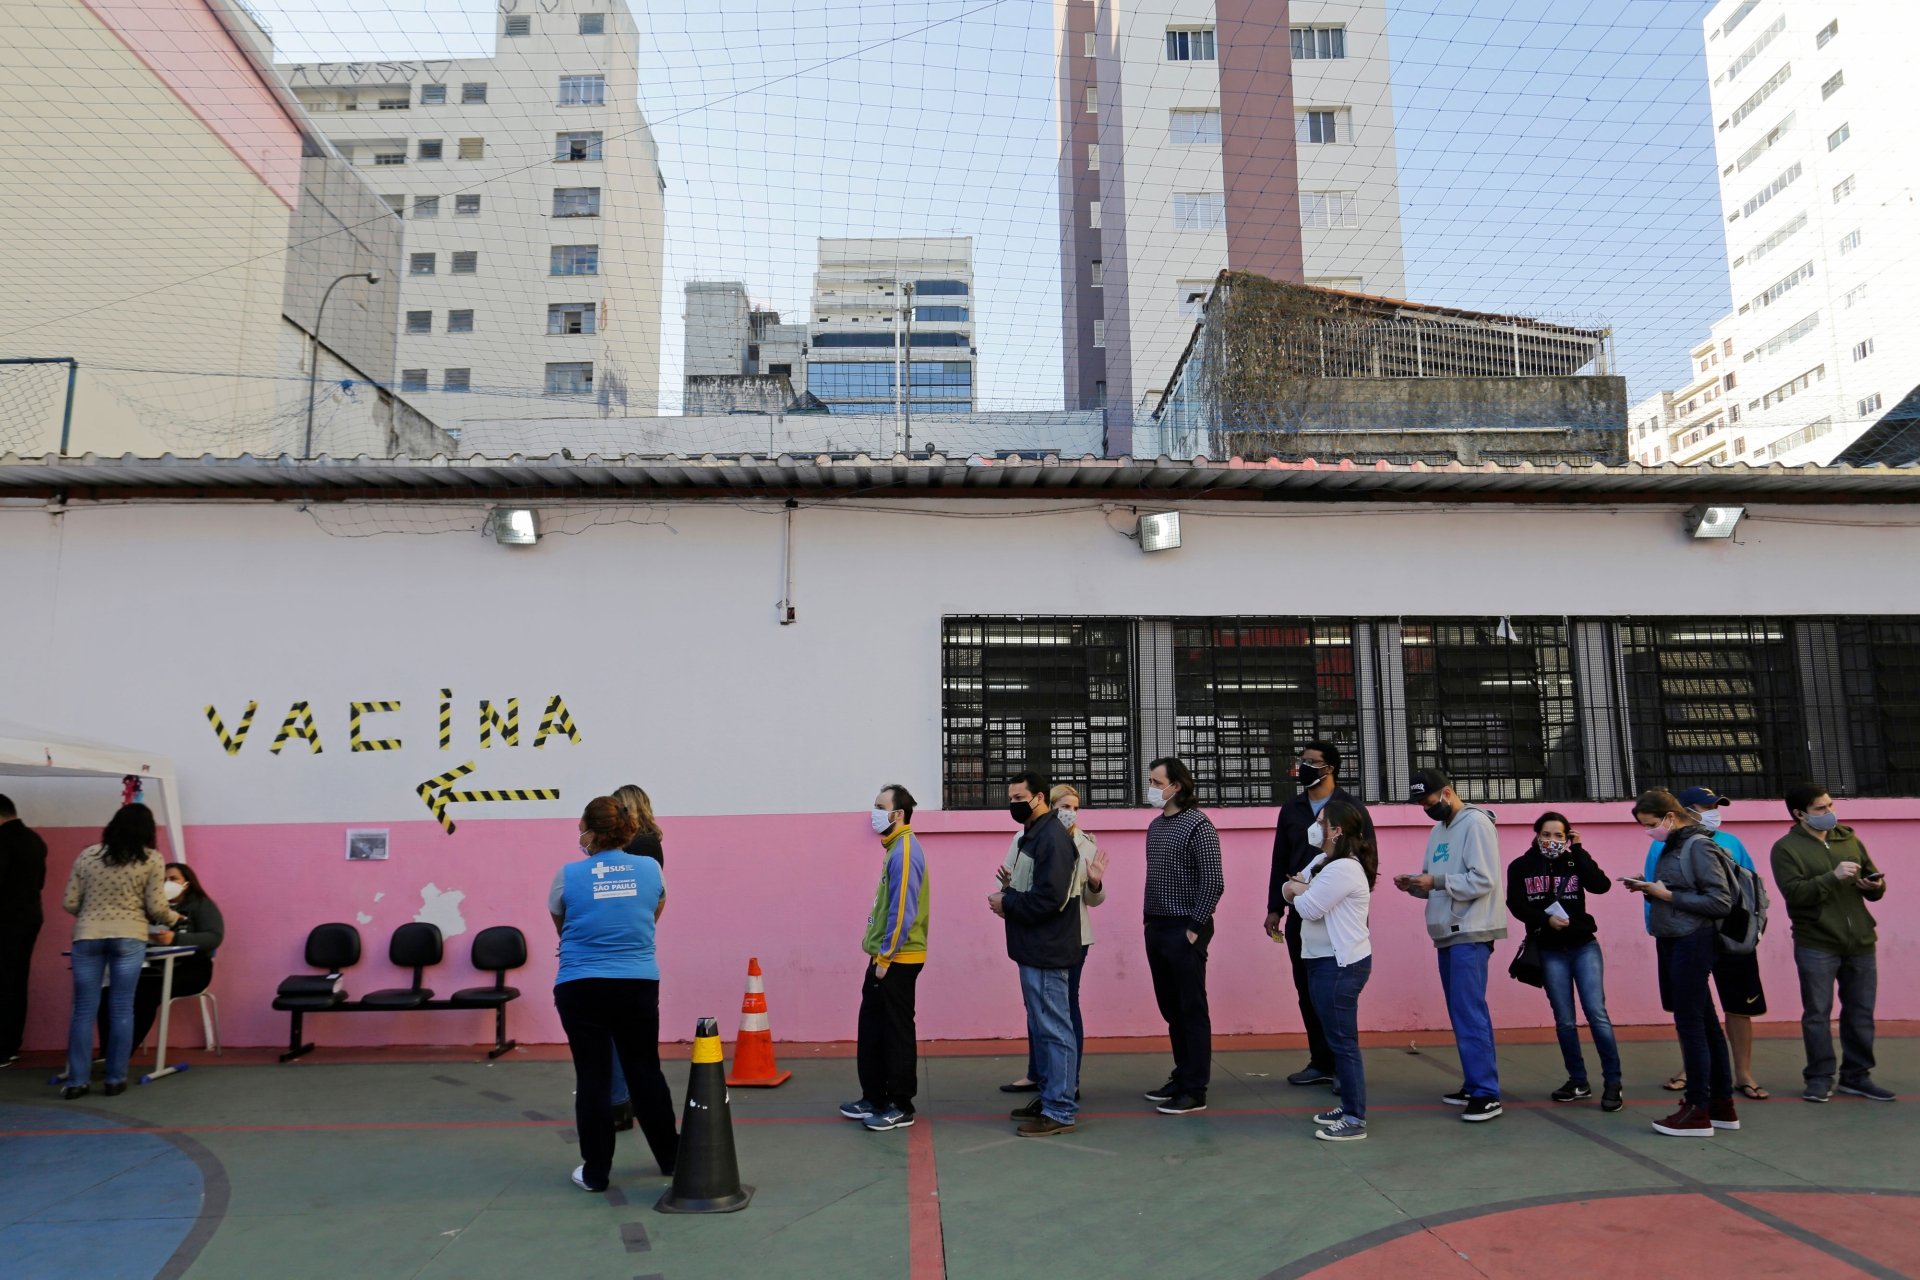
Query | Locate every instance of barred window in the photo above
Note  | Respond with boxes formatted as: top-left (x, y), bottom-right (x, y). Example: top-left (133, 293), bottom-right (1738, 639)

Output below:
top-left (1838, 620), bottom-right (1920, 796)
top-left (1403, 619), bottom-right (1581, 802)
top-left (1620, 620), bottom-right (1806, 798)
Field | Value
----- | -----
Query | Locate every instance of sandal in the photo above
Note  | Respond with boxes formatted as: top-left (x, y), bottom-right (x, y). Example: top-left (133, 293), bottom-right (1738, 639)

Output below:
top-left (1738, 1082), bottom-right (1771, 1100)
top-left (1663, 1073), bottom-right (1687, 1092)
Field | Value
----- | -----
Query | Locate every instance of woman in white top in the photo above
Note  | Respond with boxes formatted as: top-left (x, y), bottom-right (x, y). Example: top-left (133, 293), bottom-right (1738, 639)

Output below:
top-left (1282, 800), bottom-right (1375, 1142)
top-left (998, 783), bottom-right (1108, 1096)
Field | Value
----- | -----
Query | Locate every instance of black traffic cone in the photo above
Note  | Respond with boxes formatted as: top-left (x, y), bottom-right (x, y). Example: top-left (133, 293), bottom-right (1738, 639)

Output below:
top-left (655, 1016), bottom-right (754, 1214)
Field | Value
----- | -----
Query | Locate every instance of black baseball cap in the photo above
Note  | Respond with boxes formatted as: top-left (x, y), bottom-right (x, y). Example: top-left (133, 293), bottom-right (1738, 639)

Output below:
top-left (1676, 786), bottom-right (1729, 809)
top-left (1409, 768), bottom-right (1452, 802)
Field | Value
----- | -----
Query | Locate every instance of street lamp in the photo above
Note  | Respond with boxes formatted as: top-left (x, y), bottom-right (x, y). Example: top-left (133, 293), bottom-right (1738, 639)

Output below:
top-left (303, 270), bottom-right (381, 458)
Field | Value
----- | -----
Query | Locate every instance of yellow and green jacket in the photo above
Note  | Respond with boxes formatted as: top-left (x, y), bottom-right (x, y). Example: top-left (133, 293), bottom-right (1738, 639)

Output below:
top-left (863, 826), bottom-right (929, 965)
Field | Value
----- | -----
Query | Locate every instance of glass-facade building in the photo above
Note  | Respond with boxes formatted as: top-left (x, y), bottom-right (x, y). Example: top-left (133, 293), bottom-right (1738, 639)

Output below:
top-left (809, 241), bottom-right (977, 418)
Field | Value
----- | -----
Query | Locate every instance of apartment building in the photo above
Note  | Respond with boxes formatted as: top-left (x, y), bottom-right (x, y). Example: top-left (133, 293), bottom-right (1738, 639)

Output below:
top-left (279, 0), bottom-right (665, 427)
top-left (807, 238), bottom-right (976, 439)
top-left (1057, 0), bottom-right (1406, 441)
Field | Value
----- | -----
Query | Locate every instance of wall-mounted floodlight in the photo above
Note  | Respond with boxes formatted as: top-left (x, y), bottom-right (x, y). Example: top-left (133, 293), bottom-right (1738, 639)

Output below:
top-left (1684, 505), bottom-right (1745, 540)
top-left (1137, 511), bottom-right (1182, 553)
top-left (489, 507), bottom-right (539, 546)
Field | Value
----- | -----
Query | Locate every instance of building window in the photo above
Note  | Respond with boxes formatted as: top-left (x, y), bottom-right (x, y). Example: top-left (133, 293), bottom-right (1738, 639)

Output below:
top-left (547, 302), bottom-right (597, 335)
top-left (556, 131), bottom-right (603, 161)
top-left (420, 84), bottom-right (447, 104)
top-left (1091, 318), bottom-right (1105, 348)
top-left (1085, 85), bottom-right (1097, 113)
top-left (1734, 436), bottom-right (1746, 455)
top-left (461, 82), bottom-right (487, 104)
top-left (442, 368), bottom-right (470, 392)
top-left (1088, 200), bottom-right (1101, 229)
top-left (545, 361), bottom-right (594, 395)
top-left (553, 186), bottom-right (602, 217)
top-left (1622, 620), bottom-right (1806, 796)
top-left (915, 279), bottom-right (968, 295)
top-left (1719, 14), bottom-right (1786, 85)
top-left (418, 139), bottom-right (442, 161)
top-left (1828, 122), bottom-right (1850, 150)
top-left (1853, 338), bottom-right (1875, 362)
top-left (1833, 174), bottom-right (1855, 202)
top-left (1172, 192), bottom-right (1226, 231)
top-left (1762, 365), bottom-right (1824, 410)
top-left (1300, 191), bottom-right (1358, 229)
top-left (1838, 621), bottom-right (1920, 795)
top-left (1732, 113), bottom-right (1794, 174)
top-left (1169, 109), bottom-right (1222, 145)
top-left (1404, 619), bottom-right (1582, 802)
top-left (1838, 228), bottom-right (1863, 254)
top-left (405, 311), bottom-right (432, 334)
top-left (1844, 282), bottom-right (1868, 308)
top-left (377, 94), bottom-right (409, 110)
top-left (455, 194), bottom-right (481, 215)
top-left (458, 137), bottom-right (484, 160)
top-left (400, 368), bottom-right (428, 392)
top-left (1296, 109), bottom-right (1348, 145)
top-left (1750, 260), bottom-right (1813, 311)
top-left (550, 244), bottom-right (599, 275)
top-left (1741, 161), bottom-right (1801, 218)
top-left (1166, 28), bottom-right (1216, 61)
top-left (1290, 26), bottom-right (1346, 59)
top-left (1817, 19), bottom-right (1839, 48)
top-left (915, 306), bottom-right (968, 322)
top-left (559, 75), bottom-right (607, 106)
top-left (1822, 70), bottom-right (1845, 99)
top-left (450, 251), bottom-right (477, 274)
top-left (579, 12), bottom-right (605, 34)
top-left (374, 151), bottom-right (405, 166)
top-left (1086, 142), bottom-right (1099, 170)
top-left (1859, 393), bottom-right (1882, 416)
top-left (1727, 64), bottom-right (1791, 131)
top-left (1090, 259), bottom-right (1103, 288)
top-left (447, 309), bottom-right (474, 333)
top-left (409, 252), bottom-right (435, 275)
top-left (379, 193), bottom-right (404, 214)
top-left (504, 15), bottom-right (530, 37)
top-left (412, 195), bottom-right (440, 219)
top-left (1083, 32), bottom-right (1094, 57)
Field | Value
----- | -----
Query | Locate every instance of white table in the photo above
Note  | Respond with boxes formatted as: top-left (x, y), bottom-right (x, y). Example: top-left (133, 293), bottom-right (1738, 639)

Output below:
top-left (140, 944), bottom-right (200, 1084)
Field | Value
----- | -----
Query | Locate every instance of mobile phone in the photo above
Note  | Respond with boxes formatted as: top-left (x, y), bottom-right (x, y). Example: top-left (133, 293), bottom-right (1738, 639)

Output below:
top-left (1618, 877), bottom-right (1645, 887)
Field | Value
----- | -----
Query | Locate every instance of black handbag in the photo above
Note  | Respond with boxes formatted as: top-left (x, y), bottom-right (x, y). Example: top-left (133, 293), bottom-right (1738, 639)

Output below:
top-left (1508, 934), bottom-right (1545, 987)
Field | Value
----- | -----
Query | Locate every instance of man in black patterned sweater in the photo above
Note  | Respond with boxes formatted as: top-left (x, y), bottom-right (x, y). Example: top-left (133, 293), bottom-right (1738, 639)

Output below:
top-left (1140, 757), bottom-right (1225, 1116)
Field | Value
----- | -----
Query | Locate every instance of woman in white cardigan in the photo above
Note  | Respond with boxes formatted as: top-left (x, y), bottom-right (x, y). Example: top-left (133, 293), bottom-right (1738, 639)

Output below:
top-left (1282, 800), bottom-right (1376, 1143)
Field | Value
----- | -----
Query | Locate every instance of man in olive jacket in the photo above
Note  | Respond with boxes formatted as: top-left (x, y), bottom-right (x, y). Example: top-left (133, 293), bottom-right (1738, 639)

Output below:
top-left (1769, 783), bottom-right (1892, 1103)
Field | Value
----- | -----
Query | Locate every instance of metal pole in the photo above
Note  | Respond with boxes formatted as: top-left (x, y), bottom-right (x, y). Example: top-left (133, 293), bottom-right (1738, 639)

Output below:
top-left (58, 358), bottom-right (77, 456)
top-left (902, 281), bottom-right (915, 457)
top-left (304, 271), bottom-right (378, 459)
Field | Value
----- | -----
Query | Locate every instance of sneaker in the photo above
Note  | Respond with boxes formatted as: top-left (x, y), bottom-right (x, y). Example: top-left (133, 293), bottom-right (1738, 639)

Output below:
top-left (1551, 1080), bottom-right (1592, 1103)
top-left (1287, 1065), bottom-right (1336, 1087)
top-left (611, 1100), bottom-right (635, 1132)
top-left (1837, 1081), bottom-right (1898, 1102)
top-left (0, 1053), bottom-right (20, 1068)
top-left (838, 1098), bottom-right (878, 1121)
top-left (1312, 1107), bottom-right (1345, 1127)
top-left (1461, 1097), bottom-right (1503, 1122)
top-left (1009, 1097), bottom-right (1044, 1120)
top-left (570, 1164), bottom-right (606, 1193)
top-left (1143, 1080), bottom-right (1179, 1104)
top-left (1314, 1118), bottom-right (1368, 1142)
top-left (1440, 1088), bottom-right (1471, 1107)
top-left (1015, 1115), bottom-right (1075, 1137)
top-left (1600, 1083), bottom-right (1624, 1113)
top-left (1156, 1093), bottom-right (1208, 1115)
top-left (863, 1107), bottom-right (915, 1132)
top-left (1652, 1104), bottom-right (1714, 1137)
top-left (1802, 1082), bottom-right (1834, 1104)
top-left (1708, 1098), bottom-right (1740, 1130)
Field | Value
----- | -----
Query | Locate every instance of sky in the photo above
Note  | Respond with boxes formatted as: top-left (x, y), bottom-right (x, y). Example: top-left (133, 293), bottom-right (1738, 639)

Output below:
top-left (256, 0), bottom-right (1730, 413)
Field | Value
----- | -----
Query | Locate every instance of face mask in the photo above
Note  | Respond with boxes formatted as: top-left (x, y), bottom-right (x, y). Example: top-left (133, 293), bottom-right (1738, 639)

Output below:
top-left (1422, 799), bottom-right (1450, 823)
top-left (870, 809), bottom-right (893, 835)
top-left (1146, 786), bottom-right (1166, 808)
top-left (1699, 809), bottom-right (1723, 830)
top-left (1296, 762), bottom-right (1325, 788)
top-left (1306, 821), bottom-right (1325, 849)
top-left (1804, 810), bottom-right (1840, 832)
top-left (1539, 839), bottom-right (1568, 857)
top-left (164, 880), bottom-right (186, 901)
top-left (1056, 807), bottom-right (1076, 830)
top-left (1009, 800), bottom-right (1034, 825)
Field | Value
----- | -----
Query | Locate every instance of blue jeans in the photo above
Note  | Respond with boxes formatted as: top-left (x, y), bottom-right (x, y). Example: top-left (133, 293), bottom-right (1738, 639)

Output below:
top-left (1538, 940), bottom-right (1622, 1086)
top-left (68, 938), bottom-right (146, 1086)
top-left (1793, 945), bottom-right (1877, 1089)
top-left (1026, 945), bottom-right (1087, 1087)
top-left (1306, 955), bottom-right (1370, 1120)
top-left (1659, 927), bottom-right (1731, 1109)
top-left (1018, 965), bottom-right (1077, 1123)
top-left (1436, 941), bottom-right (1499, 1099)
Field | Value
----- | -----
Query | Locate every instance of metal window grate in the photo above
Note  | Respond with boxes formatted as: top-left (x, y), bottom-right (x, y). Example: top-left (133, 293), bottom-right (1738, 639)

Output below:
top-left (1619, 618), bottom-right (1807, 799)
top-left (942, 618), bottom-right (1134, 810)
top-left (1838, 619), bottom-right (1920, 796)
top-left (1403, 619), bottom-right (1582, 803)
top-left (1170, 618), bottom-right (1360, 806)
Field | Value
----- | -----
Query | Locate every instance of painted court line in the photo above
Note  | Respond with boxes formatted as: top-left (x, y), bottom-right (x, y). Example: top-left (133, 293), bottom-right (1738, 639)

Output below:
top-left (907, 1119), bottom-right (945, 1280)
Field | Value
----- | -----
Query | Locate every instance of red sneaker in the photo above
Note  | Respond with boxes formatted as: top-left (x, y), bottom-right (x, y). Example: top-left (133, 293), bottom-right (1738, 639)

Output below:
top-left (1652, 1104), bottom-right (1714, 1137)
top-left (1708, 1098), bottom-right (1740, 1131)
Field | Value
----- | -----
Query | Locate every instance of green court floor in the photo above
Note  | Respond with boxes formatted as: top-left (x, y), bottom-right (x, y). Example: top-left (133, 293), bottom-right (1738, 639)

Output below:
top-left (3, 1035), bottom-right (1916, 1280)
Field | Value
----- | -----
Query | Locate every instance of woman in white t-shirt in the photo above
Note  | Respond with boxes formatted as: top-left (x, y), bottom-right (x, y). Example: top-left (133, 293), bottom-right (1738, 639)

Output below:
top-left (1282, 800), bottom-right (1376, 1143)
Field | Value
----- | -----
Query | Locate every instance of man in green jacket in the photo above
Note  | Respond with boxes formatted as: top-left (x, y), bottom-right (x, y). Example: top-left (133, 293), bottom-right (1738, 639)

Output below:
top-left (1768, 783), bottom-right (1893, 1104)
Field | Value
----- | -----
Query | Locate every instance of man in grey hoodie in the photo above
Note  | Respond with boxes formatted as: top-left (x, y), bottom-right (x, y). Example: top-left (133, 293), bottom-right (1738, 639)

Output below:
top-left (1394, 768), bottom-right (1508, 1122)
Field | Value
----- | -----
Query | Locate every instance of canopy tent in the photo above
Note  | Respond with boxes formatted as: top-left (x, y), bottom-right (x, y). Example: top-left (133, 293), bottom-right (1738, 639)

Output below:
top-left (0, 721), bottom-right (187, 858)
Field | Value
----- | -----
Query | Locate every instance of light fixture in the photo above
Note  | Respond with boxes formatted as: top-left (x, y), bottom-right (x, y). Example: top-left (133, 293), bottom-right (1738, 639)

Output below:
top-left (489, 507), bottom-right (540, 546)
top-left (1137, 511), bottom-right (1182, 553)
top-left (1684, 504), bottom-right (1745, 540)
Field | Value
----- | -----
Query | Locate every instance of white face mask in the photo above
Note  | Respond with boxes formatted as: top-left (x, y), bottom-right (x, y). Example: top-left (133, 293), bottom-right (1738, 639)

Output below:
top-left (870, 808), bottom-right (894, 835)
top-left (1056, 807), bottom-right (1076, 829)
top-left (1699, 809), bottom-right (1723, 830)
top-left (1146, 785), bottom-right (1166, 808)
top-left (1306, 821), bottom-right (1325, 850)
top-left (163, 880), bottom-right (186, 901)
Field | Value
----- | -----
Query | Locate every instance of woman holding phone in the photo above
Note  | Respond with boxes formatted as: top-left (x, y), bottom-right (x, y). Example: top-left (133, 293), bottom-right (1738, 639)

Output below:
top-left (1282, 800), bottom-right (1374, 1143)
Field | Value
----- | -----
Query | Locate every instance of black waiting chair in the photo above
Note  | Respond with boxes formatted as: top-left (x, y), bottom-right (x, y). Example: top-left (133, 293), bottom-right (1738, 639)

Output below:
top-left (272, 923), bottom-right (362, 1062)
top-left (358, 923), bottom-right (444, 1010)
top-left (449, 926), bottom-right (527, 1058)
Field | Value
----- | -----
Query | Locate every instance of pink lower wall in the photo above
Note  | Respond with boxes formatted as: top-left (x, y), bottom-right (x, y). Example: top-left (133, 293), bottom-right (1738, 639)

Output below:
top-left (21, 803), bottom-right (1919, 1052)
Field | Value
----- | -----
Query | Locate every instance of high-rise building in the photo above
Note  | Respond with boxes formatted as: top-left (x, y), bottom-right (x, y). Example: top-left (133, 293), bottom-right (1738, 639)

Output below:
top-left (807, 238), bottom-right (976, 435)
top-left (279, 0), bottom-right (665, 427)
top-left (1644, 1), bottom-right (1919, 466)
top-left (1057, 0), bottom-right (1407, 442)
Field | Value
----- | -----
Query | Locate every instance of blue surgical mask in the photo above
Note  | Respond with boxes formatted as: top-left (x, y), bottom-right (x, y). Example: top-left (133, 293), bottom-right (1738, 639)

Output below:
top-left (870, 809), bottom-right (893, 835)
top-left (1804, 810), bottom-right (1839, 832)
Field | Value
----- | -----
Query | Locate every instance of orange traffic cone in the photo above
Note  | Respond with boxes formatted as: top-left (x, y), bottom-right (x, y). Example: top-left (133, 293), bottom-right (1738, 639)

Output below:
top-left (725, 957), bottom-right (792, 1087)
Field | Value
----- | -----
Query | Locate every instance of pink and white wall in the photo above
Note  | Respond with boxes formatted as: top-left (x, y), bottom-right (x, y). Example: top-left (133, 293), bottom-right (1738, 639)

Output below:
top-left (4, 495), bottom-right (1917, 1049)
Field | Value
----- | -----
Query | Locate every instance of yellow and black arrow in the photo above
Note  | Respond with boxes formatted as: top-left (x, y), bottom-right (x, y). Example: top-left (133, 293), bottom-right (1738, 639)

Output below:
top-left (417, 761), bottom-right (560, 834)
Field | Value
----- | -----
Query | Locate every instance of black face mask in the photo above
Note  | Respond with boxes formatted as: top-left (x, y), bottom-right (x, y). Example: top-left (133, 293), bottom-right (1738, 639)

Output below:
top-left (1422, 799), bottom-right (1452, 823)
top-left (1296, 762), bottom-right (1326, 788)
top-left (1009, 800), bottom-right (1034, 825)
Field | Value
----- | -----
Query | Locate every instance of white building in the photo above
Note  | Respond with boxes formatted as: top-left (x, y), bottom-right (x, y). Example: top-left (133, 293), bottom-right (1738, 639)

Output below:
top-left (1057, 0), bottom-right (1407, 438)
top-left (807, 238), bottom-right (976, 441)
top-left (682, 281), bottom-right (808, 411)
top-left (279, 0), bottom-right (666, 429)
top-left (1629, 322), bottom-right (1746, 466)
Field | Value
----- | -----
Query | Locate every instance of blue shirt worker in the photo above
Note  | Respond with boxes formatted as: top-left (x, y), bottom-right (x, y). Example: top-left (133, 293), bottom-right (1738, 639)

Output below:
top-left (840, 784), bottom-right (930, 1133)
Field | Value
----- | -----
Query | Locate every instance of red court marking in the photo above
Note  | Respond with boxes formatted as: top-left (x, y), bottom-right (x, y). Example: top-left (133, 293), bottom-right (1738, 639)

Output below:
top-left (907, 1120), bottom-right (946, 1280)
top-left (0, 1114), bottom-right (844, 1140)
top-left (1734, 1193), bottom-right (1920, 1277)
top-left (1303, 1194), bottom-right (1900, 1280)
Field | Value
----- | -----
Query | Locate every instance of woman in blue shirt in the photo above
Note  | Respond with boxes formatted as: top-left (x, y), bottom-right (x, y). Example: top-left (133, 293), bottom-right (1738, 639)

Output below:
top-left (549, 796), bottom-right (678, 1191)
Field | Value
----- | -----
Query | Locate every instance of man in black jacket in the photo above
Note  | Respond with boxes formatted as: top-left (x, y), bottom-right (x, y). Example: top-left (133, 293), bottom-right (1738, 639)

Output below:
top-left (0, 794), bottom-right (48, 1066)
top-left (1265, 742), bottom-right (1374, 1087)
top-left (989, 770), bottom-right (1081, 1137)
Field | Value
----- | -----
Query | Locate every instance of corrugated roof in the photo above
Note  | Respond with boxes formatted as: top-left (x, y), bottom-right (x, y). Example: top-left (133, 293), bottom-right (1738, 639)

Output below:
top-left (3, 452), bottom-right (1919, 503)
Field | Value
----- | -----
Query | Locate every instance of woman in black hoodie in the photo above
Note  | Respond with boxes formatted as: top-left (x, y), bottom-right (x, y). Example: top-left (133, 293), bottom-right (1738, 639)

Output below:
top-left (1505, 812), bottom-right (1622, 1111)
